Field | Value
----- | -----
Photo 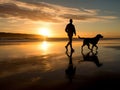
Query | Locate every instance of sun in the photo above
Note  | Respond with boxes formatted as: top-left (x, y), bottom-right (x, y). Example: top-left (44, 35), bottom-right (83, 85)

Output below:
top-left (38, 28), bottom-right (51, 37)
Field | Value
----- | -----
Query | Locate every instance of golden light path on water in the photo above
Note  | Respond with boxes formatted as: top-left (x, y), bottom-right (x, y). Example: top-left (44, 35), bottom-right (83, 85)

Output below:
top-left (37, 41), bottom-right (52, 55)
top-left (37, 41), bottom-right (65, 72)
top-left (41, 41), bottom-right (49, 51)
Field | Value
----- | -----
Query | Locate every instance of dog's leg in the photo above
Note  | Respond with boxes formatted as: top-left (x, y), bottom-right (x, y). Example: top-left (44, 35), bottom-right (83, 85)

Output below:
top-left (87, 44), bottom-right (91, 50)
top-left (81, 45), bottom-right (84, 51)
top-left (92, 45), bottom-right (98, 50)
top-left (81, 42), bottom-right (86, 51)
top-left (95, 45), bottom-right (98, 50)
top-left (91, 45), bottom-right (94, 51)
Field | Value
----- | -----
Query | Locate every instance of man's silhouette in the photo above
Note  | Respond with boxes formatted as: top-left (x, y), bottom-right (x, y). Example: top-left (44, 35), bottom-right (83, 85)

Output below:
top-left (65, 19), bottom-right (76, 52)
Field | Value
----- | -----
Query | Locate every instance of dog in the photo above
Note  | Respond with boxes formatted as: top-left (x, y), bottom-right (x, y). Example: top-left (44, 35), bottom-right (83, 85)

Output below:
top-left (78, 34), bottom-right (103, 51)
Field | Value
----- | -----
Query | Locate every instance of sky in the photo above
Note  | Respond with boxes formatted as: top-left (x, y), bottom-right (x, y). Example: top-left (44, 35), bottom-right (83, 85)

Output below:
top-left (0, 0), bottom-right (120, 38)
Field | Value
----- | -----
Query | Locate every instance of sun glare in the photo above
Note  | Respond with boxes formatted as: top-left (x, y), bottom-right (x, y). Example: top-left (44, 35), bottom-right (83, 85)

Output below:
top-left (38, 28), bottom-right (51, 37)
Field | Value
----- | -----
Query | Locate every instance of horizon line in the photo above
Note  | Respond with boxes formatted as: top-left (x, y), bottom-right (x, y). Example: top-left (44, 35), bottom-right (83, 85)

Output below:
top-left (0, 32), bottom-right (120, 39)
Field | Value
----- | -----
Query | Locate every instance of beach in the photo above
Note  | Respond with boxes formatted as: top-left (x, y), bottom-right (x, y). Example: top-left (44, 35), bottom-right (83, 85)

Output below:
top-left (0, 39), bottom-right (120, 90)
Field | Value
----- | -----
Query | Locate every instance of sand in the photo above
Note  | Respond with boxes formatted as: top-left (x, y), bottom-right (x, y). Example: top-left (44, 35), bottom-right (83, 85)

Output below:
top-left (0, 40), bottom-right (120, 90)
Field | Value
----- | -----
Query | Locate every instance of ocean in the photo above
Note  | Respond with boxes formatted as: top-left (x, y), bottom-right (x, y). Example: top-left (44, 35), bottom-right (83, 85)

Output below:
top-left (0, 39), bottom-right (120, 90)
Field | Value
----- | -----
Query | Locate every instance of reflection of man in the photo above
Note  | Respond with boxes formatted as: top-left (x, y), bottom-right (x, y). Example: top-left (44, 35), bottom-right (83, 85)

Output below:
top-left (65, 50), bottom-right (76, 82)
top-left (65, 19), bottom-right (76, 52)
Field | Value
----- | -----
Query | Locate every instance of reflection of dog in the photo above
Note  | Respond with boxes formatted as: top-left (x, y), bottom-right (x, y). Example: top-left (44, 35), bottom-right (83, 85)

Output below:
top-left (78, 34), bottom-right (103, 50)
top-left (80, 51), bottom-right (102, 67)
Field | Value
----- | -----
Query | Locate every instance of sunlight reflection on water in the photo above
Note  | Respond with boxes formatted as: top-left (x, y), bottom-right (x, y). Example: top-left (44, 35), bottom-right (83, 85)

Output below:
top-left (0, 41), bottom-right (66, 60)
top-left (38, 41), bottom-right (51, 54)
top-left (0, 40), bottom-right (120, 60)
top-left (41, 41), bottom-right (49, 51)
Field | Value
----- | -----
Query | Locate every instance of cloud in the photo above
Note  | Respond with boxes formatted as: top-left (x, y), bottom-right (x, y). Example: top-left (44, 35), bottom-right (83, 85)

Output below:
top-left (0, 0), bottom-right (117, 23)
top-left (0, 2), bottom-right (60, 22)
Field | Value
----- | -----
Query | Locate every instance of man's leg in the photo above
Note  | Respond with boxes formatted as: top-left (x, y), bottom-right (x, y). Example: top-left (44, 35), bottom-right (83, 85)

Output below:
top-left (65, 36), bottom-right (70, 49)
top-left (69, 37), bottom-right (72, 49)
top-left (69, 36), bottom-right (74, 51)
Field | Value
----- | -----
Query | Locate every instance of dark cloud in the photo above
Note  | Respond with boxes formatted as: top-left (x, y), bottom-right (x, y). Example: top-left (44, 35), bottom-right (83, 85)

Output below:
top-left (60, 14), bottom-right (94, 20)
top-left (60, 14), bottom-right (116, 22)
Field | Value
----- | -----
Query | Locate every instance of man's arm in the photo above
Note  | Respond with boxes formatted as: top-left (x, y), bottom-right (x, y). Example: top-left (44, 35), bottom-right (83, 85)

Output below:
top-left (65, 24), bottom-right (68, 33)
top-left (73, 25), bottom-right (76, 36)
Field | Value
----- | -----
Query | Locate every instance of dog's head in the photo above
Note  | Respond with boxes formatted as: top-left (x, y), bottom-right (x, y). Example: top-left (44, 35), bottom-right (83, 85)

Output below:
top-left (96, 34), bottom-right (103, 38)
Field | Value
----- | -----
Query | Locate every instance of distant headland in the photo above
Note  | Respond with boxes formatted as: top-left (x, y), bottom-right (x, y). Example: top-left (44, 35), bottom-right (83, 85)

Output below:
top-left (0, 32), bottom-right (120, 42)
top-left (0, 32), bottom-right (68, 42)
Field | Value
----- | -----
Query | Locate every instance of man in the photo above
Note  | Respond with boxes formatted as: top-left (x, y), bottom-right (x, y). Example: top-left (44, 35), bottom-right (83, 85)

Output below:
top-left (65, 19), bottom-right (76, 52)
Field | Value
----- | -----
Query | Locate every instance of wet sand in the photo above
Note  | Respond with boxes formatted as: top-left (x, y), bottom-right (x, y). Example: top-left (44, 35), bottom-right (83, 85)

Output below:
top-left (0, 40), bottom-right (120, 90)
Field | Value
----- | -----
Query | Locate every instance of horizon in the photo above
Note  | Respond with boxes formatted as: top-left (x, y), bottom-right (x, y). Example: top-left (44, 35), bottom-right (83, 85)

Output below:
top-left (0, 0), bottom-right (120, 38)
top-left (1, 32), bottom-right (120, 39)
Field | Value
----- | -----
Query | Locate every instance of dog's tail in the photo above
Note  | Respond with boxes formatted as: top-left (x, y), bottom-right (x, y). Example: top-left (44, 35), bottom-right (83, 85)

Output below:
top-left (78, 35), bottom-right (85, 39)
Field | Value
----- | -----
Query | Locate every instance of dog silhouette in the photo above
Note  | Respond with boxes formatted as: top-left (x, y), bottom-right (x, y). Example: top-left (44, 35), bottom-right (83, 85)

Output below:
top-left (78, 34), bottom-right (103, 51)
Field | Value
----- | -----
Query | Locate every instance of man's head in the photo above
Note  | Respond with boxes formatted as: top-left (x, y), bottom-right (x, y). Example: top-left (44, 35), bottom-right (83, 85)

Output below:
top-left (69, 19), bottom-right (73, 23)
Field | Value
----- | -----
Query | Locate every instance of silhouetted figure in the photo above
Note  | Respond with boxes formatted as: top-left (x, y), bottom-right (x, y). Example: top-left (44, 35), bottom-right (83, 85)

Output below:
top-left (80, 51), bottom-right (102, 67)
top-left (65, 19), bottom-right (76, 52)
top-left (65, 50), bottom-right (76, 82)
top-left (78, 34), bottom-right (103, 51)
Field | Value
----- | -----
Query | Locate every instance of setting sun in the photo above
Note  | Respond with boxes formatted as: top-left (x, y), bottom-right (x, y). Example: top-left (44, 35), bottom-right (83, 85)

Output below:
top-left (38, 28), bottom-right (51, 37)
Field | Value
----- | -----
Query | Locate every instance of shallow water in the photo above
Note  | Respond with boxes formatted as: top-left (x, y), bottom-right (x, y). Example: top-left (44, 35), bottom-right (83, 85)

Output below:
top-left (0, 39), bottom-right (120, 90)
